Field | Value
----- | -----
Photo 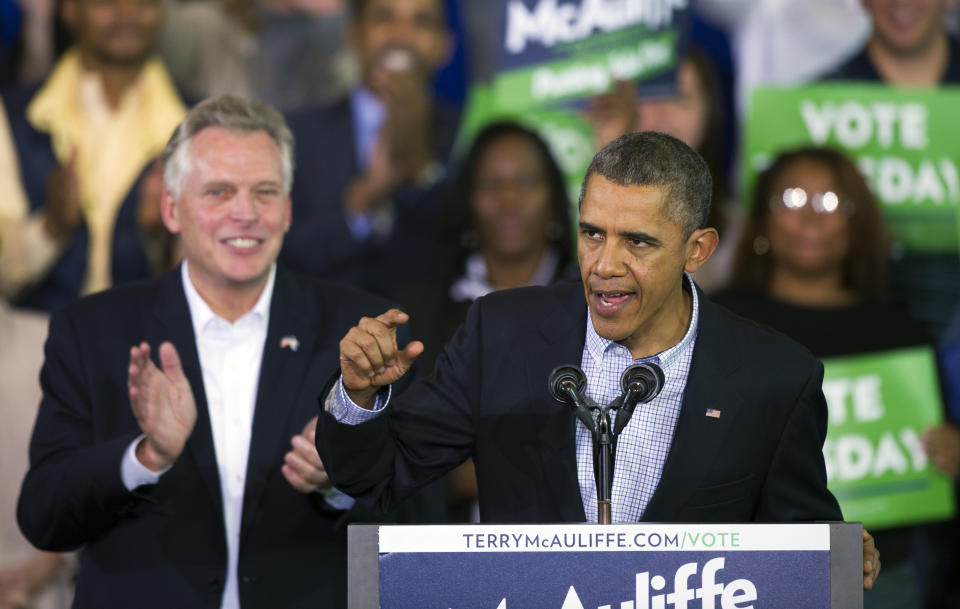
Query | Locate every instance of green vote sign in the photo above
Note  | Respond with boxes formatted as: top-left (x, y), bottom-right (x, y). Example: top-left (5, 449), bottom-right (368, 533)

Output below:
top-left (745, 85), bottom-right (960, 253)
top-left (821, 346), bottom-right (955, 529)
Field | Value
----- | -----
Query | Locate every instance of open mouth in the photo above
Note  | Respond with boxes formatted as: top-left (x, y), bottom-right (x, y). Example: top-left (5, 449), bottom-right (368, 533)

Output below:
top-left (594, 290), bottom-right (635, 315)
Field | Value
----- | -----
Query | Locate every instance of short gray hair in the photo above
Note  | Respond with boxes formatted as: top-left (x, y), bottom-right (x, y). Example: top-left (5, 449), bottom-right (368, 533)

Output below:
top-left (579, 131), bottom-right (712, 238)
top-left (162, 95), bottom-right (295, 198)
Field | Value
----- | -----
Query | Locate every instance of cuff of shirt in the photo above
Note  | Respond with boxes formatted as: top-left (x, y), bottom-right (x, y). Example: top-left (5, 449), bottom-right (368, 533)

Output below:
top-left (121, 435), bottom-right (173, 491)
top-left (326, 375), bottom-right (390, 424)
top-left (318, 486), bottom-right (356, 511)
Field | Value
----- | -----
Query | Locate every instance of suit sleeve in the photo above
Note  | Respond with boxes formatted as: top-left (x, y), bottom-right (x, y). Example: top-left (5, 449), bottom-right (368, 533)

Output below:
top-left (317, 297), bottom-right (482, 515)
top-left (17, 310), bottom-right (146, 551)
top-left (755, 359), bottom-right (843, 522)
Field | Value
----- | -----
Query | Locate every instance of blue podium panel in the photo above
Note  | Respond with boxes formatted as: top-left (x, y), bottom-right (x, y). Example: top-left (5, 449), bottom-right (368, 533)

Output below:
top-left (375, 524), bottom-right (835, 609)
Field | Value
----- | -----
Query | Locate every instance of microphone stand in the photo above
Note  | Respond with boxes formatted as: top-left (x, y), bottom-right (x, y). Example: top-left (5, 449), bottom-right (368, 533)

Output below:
top-left (595, 409), bottom-right (614, 524)
top-left (550, 364), bottom-right (665, 524)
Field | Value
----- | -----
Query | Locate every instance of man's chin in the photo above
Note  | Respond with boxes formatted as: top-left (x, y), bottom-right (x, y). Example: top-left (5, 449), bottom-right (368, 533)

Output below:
top-left (94, 47), bottom-right (155, 69)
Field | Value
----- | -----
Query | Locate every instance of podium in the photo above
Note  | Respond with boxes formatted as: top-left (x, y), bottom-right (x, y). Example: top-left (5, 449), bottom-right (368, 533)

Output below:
top-left (348, 522), bottom-right (862, 608)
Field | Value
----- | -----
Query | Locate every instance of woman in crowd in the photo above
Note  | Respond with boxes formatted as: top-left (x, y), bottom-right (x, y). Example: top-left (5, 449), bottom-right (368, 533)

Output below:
top-left (399, 120), bottom-right (576, 521)
top-left (715, 146), bottom-right (940, 609)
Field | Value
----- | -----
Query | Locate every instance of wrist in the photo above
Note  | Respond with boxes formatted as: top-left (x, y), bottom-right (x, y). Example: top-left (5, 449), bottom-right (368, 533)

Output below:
top-left (135, 438), bottom-right (173, 472)
top-left (344, 385), bottom-right (379, 410)
top-left (42, 214), bottom-right (73, 245)
top-left (413, 160), bottom-right (445, 189)
top-left (346, 175), bottom-right (391, 215)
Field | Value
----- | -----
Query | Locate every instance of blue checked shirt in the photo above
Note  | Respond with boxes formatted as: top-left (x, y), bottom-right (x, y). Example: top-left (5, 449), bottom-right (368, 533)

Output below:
top-left (329, 276), bottom-right (700, 523)
top-left (577, 275), bottom-right (699, 522)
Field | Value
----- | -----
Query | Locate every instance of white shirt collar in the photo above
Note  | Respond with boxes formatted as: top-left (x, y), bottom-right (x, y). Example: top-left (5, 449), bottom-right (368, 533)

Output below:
top-left (180, 261), bottom-right (276, 333)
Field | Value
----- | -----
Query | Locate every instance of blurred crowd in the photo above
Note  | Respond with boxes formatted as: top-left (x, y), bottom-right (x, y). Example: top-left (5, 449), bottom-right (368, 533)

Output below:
top-left (3, 0), bottom-right (960, 607)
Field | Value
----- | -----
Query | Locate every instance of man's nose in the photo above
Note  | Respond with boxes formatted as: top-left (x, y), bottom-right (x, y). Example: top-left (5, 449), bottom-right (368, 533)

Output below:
top-left (228, 191), bottom-right (258, 222)
top-left (594, 241), bottom-right (626, 277)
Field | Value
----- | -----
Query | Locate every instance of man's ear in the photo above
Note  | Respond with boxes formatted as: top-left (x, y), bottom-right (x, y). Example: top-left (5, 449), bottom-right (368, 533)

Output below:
top-left (683, 227), bottom-right (719, 273)
top-left (160, 190), bottom-right (181, 235)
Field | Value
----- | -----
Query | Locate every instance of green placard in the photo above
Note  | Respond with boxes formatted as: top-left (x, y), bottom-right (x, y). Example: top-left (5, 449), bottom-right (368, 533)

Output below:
top-left (745, 84), bottom-right (960, 253)
top-left (821, 346), bottom-right (955, 529)
top-left (456, 92), bottom-right (593, 240)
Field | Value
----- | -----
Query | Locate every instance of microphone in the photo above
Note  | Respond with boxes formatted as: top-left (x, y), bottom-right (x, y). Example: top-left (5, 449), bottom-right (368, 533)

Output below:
top-left (612, 362), bottom-right (665, 435)
top-left (620, 362), bottom-right (665, 404)
top-left (548, 365), bottom-right (587, 404)
top-left (548, 365), bottom-right (596, 432)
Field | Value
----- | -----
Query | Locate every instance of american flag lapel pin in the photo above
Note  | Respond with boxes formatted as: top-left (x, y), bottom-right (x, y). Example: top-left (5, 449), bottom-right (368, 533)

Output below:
top-left (705, 408), bottom-right (721, 419)
top-left (280, 335), bottom-right (300, 352)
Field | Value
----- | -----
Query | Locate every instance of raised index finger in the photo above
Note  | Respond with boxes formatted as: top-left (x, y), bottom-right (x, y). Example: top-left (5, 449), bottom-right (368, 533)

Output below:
top-left (374, 308), bottom-right (410, 329)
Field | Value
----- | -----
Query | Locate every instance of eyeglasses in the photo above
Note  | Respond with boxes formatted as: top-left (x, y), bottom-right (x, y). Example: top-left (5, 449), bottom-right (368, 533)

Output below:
top-left (769, 188), bottom-right (854, 215)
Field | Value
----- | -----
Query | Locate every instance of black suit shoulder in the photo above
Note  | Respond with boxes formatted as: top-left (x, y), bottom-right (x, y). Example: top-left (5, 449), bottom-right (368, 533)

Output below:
top-left (706, 294), bottom-right (818, 363)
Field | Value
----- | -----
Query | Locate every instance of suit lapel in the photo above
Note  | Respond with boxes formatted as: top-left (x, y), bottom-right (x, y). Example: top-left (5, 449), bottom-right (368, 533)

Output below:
top-left (643, 290), bottom-right (745, 520)
top-left (240, 269), bottom-right (320, 539)
top-left (532, 283), bottom-right (589, 522)
top-left (150, 268), bottom-right (222, 516)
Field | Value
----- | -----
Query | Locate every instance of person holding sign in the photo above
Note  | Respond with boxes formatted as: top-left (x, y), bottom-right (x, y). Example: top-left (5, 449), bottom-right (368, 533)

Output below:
top-left (715, 146), bottom-right (938, 609)
top-left (318, 131), bottom-right (881, 591)
top-left (584, 50), bottom-right (740, 294)
top-left (820, 0), bottom-right (960, 340)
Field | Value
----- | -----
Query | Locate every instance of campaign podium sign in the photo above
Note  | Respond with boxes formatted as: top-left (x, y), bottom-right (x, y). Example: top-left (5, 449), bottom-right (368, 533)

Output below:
top-left (348, 522), bottom-right (862, 608)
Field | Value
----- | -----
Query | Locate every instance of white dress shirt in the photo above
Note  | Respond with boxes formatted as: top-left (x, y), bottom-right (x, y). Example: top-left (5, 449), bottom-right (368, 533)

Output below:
top-left (121, 261), bottom-right (274, 609)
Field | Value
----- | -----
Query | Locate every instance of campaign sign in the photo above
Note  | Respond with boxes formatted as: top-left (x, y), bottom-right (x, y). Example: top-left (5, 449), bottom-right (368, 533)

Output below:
top-left (378, 524), bottom-right (830, 608)
top-left (822, 346), bottom-right (956, 529)
top-left (744, 85), bottom-right (960, 253)
top-left (484, 0), bottom-right (690, 113)
top-left (454, 0), bottom-right (692, 210)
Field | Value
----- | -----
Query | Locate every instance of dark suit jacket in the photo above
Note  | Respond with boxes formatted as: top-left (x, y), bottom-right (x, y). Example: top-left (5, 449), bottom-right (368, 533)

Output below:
top-left (318, 280), bottom-right (843, 524)
top-left (280, 95), bottom-right (460, 294)
top-left (17, 266), bottom-right (396, 609)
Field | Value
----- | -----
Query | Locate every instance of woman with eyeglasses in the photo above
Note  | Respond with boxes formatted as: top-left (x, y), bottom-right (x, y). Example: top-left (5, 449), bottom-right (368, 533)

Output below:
top-left (715, 146), bottom-right (939, 609)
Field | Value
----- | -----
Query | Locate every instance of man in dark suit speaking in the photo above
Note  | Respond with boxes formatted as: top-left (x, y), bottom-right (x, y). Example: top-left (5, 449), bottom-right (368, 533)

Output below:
top-left (16, 95), bottom-right (398, 608)
top-left (318, 131), bottom-right (880, 589)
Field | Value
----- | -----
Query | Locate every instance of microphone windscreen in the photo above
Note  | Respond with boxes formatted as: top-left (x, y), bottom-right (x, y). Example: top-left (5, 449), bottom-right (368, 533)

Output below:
top-left (548, 365), bottom-right (587, 403)
top-left (620, 362), bottom-right (665, 403)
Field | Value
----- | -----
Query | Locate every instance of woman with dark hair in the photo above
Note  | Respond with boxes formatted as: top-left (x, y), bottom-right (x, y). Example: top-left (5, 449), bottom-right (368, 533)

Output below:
top-left (440, 120), bottom-right (575, 300)
top-left (404, 119), bottom-right (577, 371)
top-left (726, 146), bottom-right (888, 317)
top-left (398, 120), bottom-right (577, 521)
top-left (715, 146), bottom-right (935, 609)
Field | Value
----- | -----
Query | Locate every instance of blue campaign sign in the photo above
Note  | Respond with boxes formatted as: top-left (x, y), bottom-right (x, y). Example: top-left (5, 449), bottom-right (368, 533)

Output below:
top-left (380, 551), bottom-right (828, 608)
top-left (492, 0), bottom-right (691, 70)
top-left (377, 525), bottom-right (831, 609)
